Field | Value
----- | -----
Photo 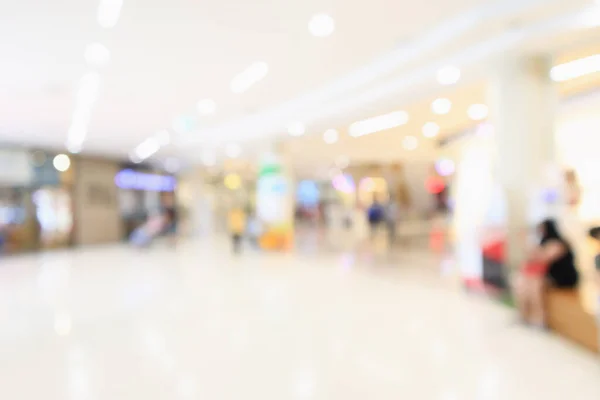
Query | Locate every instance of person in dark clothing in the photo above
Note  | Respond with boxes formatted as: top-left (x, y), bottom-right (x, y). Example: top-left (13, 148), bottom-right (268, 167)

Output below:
top-left (516, 219), bottom-right (579, 327)
top-left (589, 227), bottom-right (600, 302)
top-left (367, 200), bottom-right (385, 238)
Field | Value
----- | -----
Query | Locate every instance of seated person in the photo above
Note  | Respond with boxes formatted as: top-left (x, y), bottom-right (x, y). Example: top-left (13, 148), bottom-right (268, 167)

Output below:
top-left (589, 227), bottom-right (600, 309)
top-left (516, 219), bottom-right (579, 328)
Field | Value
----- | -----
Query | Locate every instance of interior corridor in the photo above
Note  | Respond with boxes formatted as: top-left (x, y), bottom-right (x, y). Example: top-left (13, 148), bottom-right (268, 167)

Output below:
top-left (1, 239), bottom-right (598, 399)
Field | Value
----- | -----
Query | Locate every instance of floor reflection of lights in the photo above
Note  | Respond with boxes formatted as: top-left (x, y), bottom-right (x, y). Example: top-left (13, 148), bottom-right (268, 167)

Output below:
top-left (0, 238), bottom-right (597, 399)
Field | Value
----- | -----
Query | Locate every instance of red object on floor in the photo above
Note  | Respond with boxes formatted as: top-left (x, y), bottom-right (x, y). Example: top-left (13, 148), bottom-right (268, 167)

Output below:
top-left (463, 277), bottom-right (486, 292)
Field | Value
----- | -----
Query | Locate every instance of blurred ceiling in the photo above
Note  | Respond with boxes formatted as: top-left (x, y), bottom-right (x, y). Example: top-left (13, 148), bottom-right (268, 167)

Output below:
top-left (0, 0), bottom-right (598, 167)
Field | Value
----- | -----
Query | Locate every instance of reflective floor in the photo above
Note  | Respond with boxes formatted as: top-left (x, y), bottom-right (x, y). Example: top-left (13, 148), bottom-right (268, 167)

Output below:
top-left (0, 238), bottom-right (598, 399)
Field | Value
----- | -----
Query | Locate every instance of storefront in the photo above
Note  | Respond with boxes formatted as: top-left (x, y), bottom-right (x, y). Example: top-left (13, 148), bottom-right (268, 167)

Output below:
top-left (0, 149), bottom-right (75, 253)
top-left (115, 166), bottom-right (177, 239)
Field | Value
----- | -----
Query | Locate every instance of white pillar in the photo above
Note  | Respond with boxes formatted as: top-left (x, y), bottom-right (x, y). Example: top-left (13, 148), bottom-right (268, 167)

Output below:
top-left (489, 53), bottom-right (557, 269)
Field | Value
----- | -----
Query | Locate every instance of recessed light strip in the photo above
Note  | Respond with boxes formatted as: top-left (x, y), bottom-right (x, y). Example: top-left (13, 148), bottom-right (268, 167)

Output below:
top-left (66, 72), bottom-right (102, 152)
top-left (230, 62), bottom-right (269, 94)
top-left (550, 54), bottom-right (600, 82)
top-left (97, 0), bottom-right (124, 29)
top-left (349, 111), bottom-right (409, 137)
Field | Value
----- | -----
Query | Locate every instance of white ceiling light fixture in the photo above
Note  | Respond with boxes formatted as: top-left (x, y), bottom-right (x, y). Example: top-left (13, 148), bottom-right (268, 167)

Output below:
top-left (97, 0), bottom-right (124, 29)
top-left (437, 65), bottom-right (461, 85)
top-left (230, 62), bottom-right (269, 94)
top-left (422, 122), bottom-right (440, 138)
top-left (155, 129), bottom-right (170, 146)
top-left (349, 110), bottom-right (409, 137)
top-left (431, 98), bottom-right (452, 115)
top-left (66, 142), bottom-right (82, 154)
top-left (288, 122), bottom-right (306, 137)
top-left (66, 119), bottom-right (88, 153)
top-left (309, 13), bottom-right (335, 37)
top-left (65, 72), bottom-right (102, 152)
top-left (468, 104), bottom-right (489, 121)
top-left (225, 143), bottom-right (242, 158)
top-left (403, 136), bottom-right (418, 150)
top-left (134, 137), bottom-right (161, 160)
top-left (129, 153), bottom-right (142, 164)
top-left (323, 129), bottom-right (339, 144)
top-left (84, 43), bottom-right (110, 68)
top-left (550, 54), bottom-right (600, 82)
top-left (76, 71), bottom-right (101, 108)
top-left (53, 154), bottom-right (71, 172)
top-left (197, 99), bottom-right (217, 116)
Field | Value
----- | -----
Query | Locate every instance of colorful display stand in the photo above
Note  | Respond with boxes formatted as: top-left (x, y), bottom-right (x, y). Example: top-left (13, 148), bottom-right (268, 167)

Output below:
top-left (256, 154), bottom-right (294, 250)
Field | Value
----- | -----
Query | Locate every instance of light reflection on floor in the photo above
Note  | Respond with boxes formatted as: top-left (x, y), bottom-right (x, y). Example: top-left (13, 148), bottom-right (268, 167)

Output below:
top-left (0, 237), bottom-right (598, 399)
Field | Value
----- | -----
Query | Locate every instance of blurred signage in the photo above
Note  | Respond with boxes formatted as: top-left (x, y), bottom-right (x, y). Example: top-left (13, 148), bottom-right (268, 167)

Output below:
top-left (0, 150), bottom-right (32, 185)
top-left (114, 169), bottom-right (176, 192)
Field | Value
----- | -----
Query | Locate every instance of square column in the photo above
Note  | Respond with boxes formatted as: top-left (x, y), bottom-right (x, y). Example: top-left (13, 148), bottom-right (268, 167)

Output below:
top-left (489, 54), bottom-right (557, 270)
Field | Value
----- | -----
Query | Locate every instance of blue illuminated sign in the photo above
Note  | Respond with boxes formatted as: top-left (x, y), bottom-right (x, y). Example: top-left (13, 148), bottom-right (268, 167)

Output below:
top-left (115, 169), bottom-right (176, 192)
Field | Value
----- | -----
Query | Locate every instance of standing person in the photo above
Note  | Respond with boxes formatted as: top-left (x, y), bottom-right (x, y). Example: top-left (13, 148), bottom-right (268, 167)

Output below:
top-left (367, 198), bottom-right (384, 238)
top-left (228, 206), bottom-right (246, 254)
top-left (589, 227), bottom-right (600, 321)
top-left (160, 193), bottom-right (179, 246)
top-left (385, 196), bottom-right (399, 246)
top-left (247, 211), bottom-right (262, 250)
top-left (515, 219), bottom-right (579, 328)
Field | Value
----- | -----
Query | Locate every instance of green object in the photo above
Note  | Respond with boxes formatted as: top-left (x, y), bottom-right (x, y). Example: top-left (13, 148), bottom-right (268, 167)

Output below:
top-left (258, 163), bottom-right (282, 177)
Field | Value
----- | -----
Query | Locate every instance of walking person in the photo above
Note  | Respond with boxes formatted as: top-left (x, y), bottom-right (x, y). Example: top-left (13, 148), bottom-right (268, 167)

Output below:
top-left (228, 206), bottom-right (246, 255)
top-left (367, 199), bottom-right (385, 238)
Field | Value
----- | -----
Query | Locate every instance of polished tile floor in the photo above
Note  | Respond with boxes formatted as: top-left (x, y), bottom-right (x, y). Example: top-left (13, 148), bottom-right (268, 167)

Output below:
top-left (0, 238), bottom-right (598, 399)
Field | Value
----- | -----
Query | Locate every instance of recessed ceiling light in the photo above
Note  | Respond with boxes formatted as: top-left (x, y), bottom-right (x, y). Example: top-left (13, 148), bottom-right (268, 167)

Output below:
top-left (84, 43), bottom-right (110, 68)
top-left (197, 99), bottom-right (217, 115)
top-left (66, 142), bottom-right (82, 154)
top-left (53, 154), bottom-right (71, 172)
top-left (97, 0), bottom-right (123, 29)
top-left (422, 122), bottom-right (440, 138)
top-left (323, 129), bottom-right (339, 144)
top-left (129, 153), bottom-right (142, 164)
top-left (77, 71), bottom-right (101, 108)
top-left (134, 137), bottom-right (160, 160)
top-left (550, 55), bottom-right (600, 82)
top-left (155, 129), bottom-right (170, 146)
top-left (349, 111), bottom-right (409, 137)
top-left (309, 14), bottom-right (335, 37)
top-left (288, 122), bottom-right (306, 137)
top-left (437, 66), bottom-right (461, 85)
top-left (403, 136), bottom-right (418, 150)
top-left (468, 104), bottom-right (489, 121)
top-left (225, 143), bottom-right (242, 158)
top-left (431, 98), bottom-right (452, 115)
top-left (230, 62), bottom-right (269, 94)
